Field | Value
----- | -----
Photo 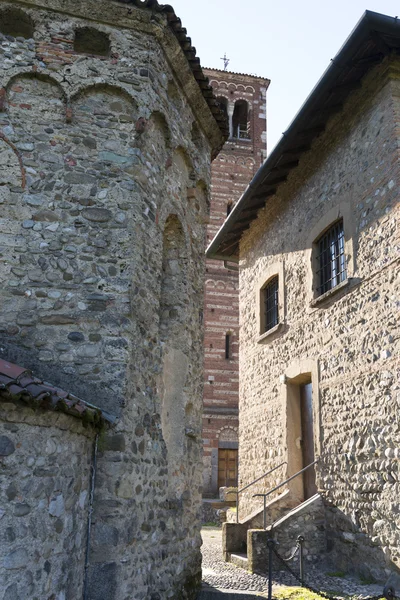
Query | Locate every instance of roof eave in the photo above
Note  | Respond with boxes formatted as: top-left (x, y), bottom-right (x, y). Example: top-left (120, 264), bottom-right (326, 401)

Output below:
top-left (206, 10), bottom-right (400, 260)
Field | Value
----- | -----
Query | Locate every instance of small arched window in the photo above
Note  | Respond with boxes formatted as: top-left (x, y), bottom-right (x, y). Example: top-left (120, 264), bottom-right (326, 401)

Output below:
top-left (73, 27), bottom-right (110, 57)
top-left (0, 8), bottom-right (34, 39)
top-left (232, 100), bottom-right (250, 139)
top-left (217, 96), bottom-right (228, 120)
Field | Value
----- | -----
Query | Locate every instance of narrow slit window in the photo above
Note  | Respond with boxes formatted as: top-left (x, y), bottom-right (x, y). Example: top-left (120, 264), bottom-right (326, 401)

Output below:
top-left (227, 202), bottom-right (233, 216)
top-left (315, 219), bottom-right (346, 296)
top-left (225, 333), bottom-right (231, 359)
top-left (263, 276), bottom-right (279, 332)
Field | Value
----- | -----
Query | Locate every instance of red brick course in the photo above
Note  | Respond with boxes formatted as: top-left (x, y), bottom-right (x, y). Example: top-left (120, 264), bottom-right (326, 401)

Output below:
top-left (202, 68), bottom-right (270, 496)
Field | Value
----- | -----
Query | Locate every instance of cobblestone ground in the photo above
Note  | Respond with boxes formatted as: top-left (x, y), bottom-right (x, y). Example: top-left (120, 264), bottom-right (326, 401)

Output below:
top-left (201, 527), bottom-right (386, 597)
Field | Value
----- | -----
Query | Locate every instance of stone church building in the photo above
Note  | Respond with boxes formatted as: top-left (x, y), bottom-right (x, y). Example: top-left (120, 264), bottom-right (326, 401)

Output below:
top-left (0, 1), bottom-right (226, 599)
top-left (201, 68), bottom-right (270, 497)
top-left (208, 11), bottom-right (400, 581)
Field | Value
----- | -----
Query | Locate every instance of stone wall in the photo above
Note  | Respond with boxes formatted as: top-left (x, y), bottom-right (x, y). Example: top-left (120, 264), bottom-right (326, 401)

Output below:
top-left (0, 404), bottom-right (96, 600)
top-left (237, 60), bottom-right (400, 580)
top-left (0, 1), bottom-right (224, 598)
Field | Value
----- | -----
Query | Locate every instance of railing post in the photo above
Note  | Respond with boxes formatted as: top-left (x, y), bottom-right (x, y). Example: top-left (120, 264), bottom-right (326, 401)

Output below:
top-left (298, 535), bottom-right (305, 587)
top-left (267, 538), bottom-right (276, 600)
top-left (263, 495), bottom-right (267, 530)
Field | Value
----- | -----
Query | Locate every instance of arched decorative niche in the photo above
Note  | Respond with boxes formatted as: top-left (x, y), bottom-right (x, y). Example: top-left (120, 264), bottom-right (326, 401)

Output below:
top-left (72, 84), bottom-right (137, 129)
top-left (0, 7), bottom-right (34, 39)
top-left (216, 96), bottom-right (228, 120)
top-left (195, 179), bottom-right (210, 214)
top-left (171, 146), bottom-right (194, 188)
top-left (7, 73), bottom-right (66, 129)
top-left (191, 121), bottom-right (203, 151)
top-left (167, 80), bottom-right (181, 106)
top-left (159, 214), bottom-right (188, 343)
top-left (159, 214), bottom-right (189, 495)
top-left (73, 27), bottom-right (110, 57)
top-left (140, 111), bottom-right (170, 170)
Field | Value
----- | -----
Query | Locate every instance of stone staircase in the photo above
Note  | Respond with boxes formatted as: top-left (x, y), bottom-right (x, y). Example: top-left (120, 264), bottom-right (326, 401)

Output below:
top-left (224, 494), bottom-right (326, 576)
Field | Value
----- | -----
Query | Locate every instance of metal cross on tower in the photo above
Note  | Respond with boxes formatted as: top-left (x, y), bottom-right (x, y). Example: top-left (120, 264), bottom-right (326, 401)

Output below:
top-left (220, 53), bottom-right (230, 71)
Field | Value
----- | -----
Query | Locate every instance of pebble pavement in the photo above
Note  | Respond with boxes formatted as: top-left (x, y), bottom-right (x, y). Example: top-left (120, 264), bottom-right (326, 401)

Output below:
top-left (201, 527), bottom-right (386, 598)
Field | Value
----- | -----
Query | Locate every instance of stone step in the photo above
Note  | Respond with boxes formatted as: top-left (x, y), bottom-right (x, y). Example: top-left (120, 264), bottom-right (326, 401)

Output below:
top-left (197, 586), bottom-right (265, 598)
top-left (230, 552), bottom-right (249, 570)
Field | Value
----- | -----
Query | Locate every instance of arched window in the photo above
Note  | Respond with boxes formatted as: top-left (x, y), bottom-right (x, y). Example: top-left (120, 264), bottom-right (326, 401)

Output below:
top-left (73, 27), bottom-right (110, 57)
top-left (0, 8), bottom-right (34, 39)
top-left (216, 96), bottom-right (228, 120)
top-left (232, 100), bottom-right (250, 139)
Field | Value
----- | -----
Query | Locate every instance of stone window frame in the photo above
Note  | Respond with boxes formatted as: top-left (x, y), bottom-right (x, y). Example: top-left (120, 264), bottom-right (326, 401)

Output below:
top-left (256, 261), bottom-right (285, 343)
top-left (306, 202), bottom-right (356, 308)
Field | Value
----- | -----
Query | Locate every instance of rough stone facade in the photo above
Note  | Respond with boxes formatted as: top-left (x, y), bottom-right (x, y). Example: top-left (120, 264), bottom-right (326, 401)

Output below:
top-left (0, 1), bottom-right (225, 598)
top-left (235, 61), bottom-right (400, 580)
top-left (201, 69), bottom-right (270, 497)
top-left (0, 405), bottom-right (97, 600)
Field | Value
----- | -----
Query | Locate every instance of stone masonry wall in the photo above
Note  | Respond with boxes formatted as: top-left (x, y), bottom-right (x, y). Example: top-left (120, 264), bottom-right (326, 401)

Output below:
top-left (202, 69), bottom-right (269, 496)
top-left (0, 404), bottom-right (96, 600)
top-left (237, 61), bottom-right (400, 580)
top-left (0, 1), bottom-right (223, 598)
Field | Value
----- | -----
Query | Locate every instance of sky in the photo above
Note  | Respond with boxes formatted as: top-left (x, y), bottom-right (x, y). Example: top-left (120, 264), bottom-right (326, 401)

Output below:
top-left (168, 0), bottom-right (400, 154)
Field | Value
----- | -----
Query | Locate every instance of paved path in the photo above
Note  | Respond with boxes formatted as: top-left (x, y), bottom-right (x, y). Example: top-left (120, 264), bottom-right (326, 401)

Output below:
top-left (200, 527), bottom-right (385, 598)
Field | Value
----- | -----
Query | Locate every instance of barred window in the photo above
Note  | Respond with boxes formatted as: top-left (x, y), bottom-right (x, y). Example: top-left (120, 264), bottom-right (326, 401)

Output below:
top-left (315, 219), bottom-right (347, 296)
top-left (263, 276), bottom-right (279, 332)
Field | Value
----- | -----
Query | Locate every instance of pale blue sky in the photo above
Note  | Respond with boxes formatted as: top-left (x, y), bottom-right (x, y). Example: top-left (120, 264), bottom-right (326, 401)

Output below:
top-left (169, 0), bottom-right (400, 153)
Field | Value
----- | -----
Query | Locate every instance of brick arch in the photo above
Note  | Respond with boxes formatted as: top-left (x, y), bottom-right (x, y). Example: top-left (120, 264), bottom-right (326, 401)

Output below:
top-left (209, 80), bottom-right (229, 89)
top-left (218, 427), bottom-right (238, 443)
top-left (233, 96), bottom-right (252, 108)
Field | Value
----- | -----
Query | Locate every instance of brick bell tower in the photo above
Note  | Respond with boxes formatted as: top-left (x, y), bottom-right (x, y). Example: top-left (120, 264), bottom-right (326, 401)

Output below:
top-left (202, 67), bottom-right (270, 497)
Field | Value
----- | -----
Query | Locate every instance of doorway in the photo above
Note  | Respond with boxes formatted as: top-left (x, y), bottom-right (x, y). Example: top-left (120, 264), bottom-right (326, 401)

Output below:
top-left (285, 364), bottom-right (319, 503)
top-left (300, 382), bottom-right (317, 499)
top-left (218, 448), bottom-right (238, 488)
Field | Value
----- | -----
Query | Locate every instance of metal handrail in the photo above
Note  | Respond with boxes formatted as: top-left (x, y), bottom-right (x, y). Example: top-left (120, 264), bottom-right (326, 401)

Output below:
top-left (236, 461), bottom-right (287, 523)
top-left (253, 459), bottom-right (319, 529)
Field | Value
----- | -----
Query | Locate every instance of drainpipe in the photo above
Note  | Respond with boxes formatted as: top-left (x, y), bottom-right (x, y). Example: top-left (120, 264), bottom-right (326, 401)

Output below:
top-left (83, 433), bottom-right (99, 600)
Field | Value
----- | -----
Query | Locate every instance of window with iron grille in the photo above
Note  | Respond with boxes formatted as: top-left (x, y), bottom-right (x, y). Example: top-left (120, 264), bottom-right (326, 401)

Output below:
top-left (315, 219), bottom-right (347, 296)
top-left (263, 276), bottom-right (279, 332)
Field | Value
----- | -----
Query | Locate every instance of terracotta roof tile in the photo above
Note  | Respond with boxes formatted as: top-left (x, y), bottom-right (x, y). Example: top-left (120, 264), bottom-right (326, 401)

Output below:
top-left (114, 0), bottom-right (229, 139)
top-left (0, 358), bottom-right (106, 428)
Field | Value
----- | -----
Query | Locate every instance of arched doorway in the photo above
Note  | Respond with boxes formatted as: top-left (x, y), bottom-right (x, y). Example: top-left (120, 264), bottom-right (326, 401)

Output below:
top-left (218, 428), bottom-right (238, 489)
